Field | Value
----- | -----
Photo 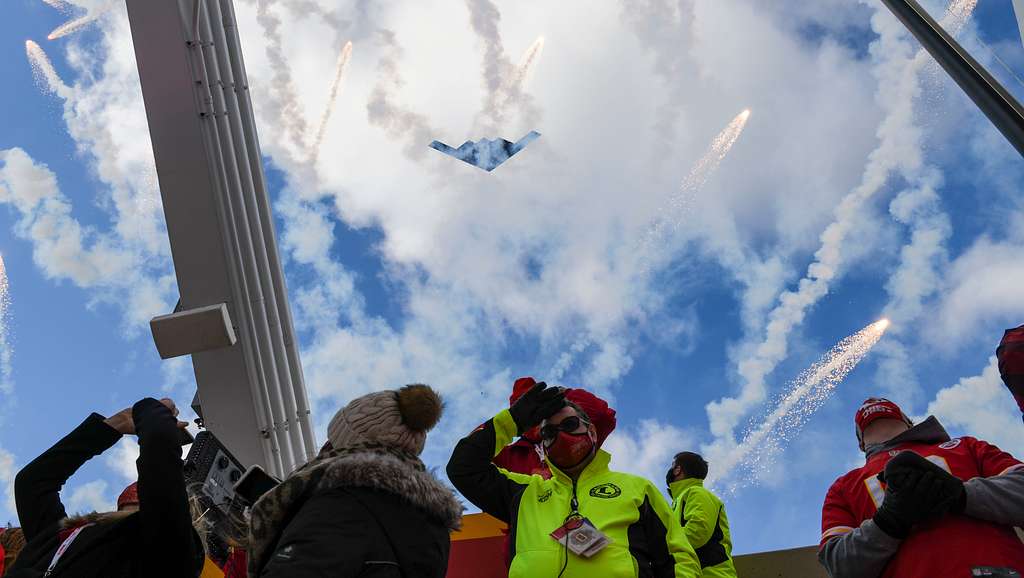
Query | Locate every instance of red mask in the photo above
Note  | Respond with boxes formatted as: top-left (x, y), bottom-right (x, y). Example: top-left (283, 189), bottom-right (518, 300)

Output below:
top-left (546, 431), bottom-right (595, 470)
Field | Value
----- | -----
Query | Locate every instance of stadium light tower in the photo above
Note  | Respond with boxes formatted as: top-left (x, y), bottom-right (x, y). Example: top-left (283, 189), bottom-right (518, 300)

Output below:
top-left (124, 0), bottom-right (316, 476)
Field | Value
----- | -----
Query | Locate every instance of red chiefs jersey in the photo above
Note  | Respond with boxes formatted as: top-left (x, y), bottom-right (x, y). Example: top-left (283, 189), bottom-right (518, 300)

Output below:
top-left (821, 436), bottom-right (1024, 577)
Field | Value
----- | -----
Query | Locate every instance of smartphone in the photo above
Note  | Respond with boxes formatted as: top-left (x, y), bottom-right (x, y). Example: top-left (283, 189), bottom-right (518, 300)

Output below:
top-left (233, 465), bottom-right (280, 505)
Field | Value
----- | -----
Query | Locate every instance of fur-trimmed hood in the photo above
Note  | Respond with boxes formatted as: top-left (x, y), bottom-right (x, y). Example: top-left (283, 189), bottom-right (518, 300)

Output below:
top-left (315, 451), bottom-right (463, 531)
top-left (59, 510), bottom-right (134, 530)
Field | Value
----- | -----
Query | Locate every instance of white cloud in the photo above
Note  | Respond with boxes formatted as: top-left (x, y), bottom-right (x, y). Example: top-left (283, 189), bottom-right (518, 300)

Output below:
top-left (703, 0), bottom-right (973, 461)
top-left (933, 237), bottom-right (1024, 350)
top-left (926, 357), bottom-right (1024, 457)
top-left (105, 437), bottom-right (140, 483)
top-left (0, 448), bottom-right (17, 520)
top-left (605, 419), bottom-right (697, 494)
top-left (63, 480), bottom-right (113, 514)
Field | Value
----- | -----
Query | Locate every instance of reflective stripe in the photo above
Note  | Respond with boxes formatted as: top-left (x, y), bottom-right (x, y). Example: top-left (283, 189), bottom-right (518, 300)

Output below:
top-left (821, 526), bottom-right (855, 542)
top-left (45, 523), bottom-right (94, 576)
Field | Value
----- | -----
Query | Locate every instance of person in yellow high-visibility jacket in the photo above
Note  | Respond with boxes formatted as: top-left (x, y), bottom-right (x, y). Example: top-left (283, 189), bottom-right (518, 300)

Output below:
top-left (666, 452), bottom-right (738, 578)
top-left (448, 381), bottom-right (701, 577)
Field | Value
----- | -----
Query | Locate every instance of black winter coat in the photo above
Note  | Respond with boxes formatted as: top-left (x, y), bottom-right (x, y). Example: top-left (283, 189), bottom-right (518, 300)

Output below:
top-left (7, 399), bottom-right (204, 578)
top-left (254, 450), bottom-right (463, 578)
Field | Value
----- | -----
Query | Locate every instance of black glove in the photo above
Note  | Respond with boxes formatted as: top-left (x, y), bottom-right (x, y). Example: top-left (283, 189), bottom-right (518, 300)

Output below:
top-left (882, 450), bottom-right (966, 514)
top-left (873, 468), bottom-right (938, 539)
top-left (508, 382), bottom-right (565, 435)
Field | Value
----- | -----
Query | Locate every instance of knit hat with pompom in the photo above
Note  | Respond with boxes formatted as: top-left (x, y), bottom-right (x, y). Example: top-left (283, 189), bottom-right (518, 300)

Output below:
top-left (327, 384), bottom-right (444, 456)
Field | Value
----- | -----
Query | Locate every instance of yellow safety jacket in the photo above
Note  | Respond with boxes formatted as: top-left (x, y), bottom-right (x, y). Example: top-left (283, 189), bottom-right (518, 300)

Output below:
top-left (669, 478), bottom-right (737, 578)
top-left (448, 409), bottom-right (701, 578)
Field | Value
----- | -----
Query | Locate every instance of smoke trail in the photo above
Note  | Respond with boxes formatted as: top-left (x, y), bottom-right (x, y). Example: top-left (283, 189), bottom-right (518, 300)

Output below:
top-left (312, 41), bottom-right (353, 163)
top-left (25, 40), bottom-right (72, 100)
top-left (367, 30), bottom-right (437, 161)
top-left (256, 0), bottom-right (312, 154)
top-left (704, 0), bottom-right (978, 449)
top-left (464, 0), bottom-right (541, 132)
top-left (47, 3), bottom-right (115, 40)
top-left (708, 319), bottom-right (890, 490)
top-left (40, 0), bottom-right (72, 11)
top-left (0, 255), bottom-right (12, 393)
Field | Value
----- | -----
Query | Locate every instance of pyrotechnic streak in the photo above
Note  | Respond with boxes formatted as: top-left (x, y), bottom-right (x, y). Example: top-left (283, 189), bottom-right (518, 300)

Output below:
top-left (708, 319), bottom-right (891, 490)
top-left (636, 108), bottom-right (751, 268)
top-left (25, 40), bottom-right (71, 99)
top-left (47, 5), bottom-right (110, 40)
top-left (678, 109), bottom-right (750, 202)
top-left (312, 41), bottom-right (352, 163)
top-left (514, 36), bottom-right (544, 88)
top-left (0, 254), bottom-right (12, 392)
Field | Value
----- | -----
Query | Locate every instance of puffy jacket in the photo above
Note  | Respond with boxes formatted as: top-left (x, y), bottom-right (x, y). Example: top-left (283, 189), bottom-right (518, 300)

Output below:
top-left (669, 479), bottom-right (737, 578)
top-left (447, 409), bottom-right (701, 578)
top-left (254, 449), bottom-right (462, 578)
top-left (7, 399), bottom-right (204, 578)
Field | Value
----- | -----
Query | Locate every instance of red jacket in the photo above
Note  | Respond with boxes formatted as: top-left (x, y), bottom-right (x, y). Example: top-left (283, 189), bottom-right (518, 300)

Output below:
top-left (821, 420), bottom-right (1024, 577)
top-left (492, 438), bottom-right (550, 479)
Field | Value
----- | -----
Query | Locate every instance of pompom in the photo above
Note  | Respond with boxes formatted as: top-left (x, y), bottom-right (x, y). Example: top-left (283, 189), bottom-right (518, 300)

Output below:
top-left (397, 384), bottom-right (444, 432)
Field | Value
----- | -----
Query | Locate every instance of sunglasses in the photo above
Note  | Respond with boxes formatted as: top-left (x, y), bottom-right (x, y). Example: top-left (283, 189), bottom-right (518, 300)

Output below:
top-left (540, 416), bottom-right (589, 440)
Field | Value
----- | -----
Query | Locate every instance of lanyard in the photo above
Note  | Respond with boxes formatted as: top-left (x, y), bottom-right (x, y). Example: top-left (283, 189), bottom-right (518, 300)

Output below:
top-left (45, 523), bottom-right (93, 577)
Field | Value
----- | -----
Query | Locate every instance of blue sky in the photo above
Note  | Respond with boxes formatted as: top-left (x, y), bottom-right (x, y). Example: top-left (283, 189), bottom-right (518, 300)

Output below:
top-left (1, 0), bottom-right (1024, 556)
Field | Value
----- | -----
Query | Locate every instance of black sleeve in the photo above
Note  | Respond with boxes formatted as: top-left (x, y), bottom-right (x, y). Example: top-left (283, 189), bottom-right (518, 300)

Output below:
top-left (628, 496), bottom-right (676, 578)
top-left (132, 398), bottom-right (202, 578)
top-left (14, 413), bottom-right (122, 541)
top-left (445, 418), bottom-right (528, 524)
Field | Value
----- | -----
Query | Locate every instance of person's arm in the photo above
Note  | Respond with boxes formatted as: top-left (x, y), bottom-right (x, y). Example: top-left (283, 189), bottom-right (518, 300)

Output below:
top-left (963, 438), bottom-right (1024, 525)
top-left (132, 398), bottom-right (201, 578)
top-left (640, 484), bottom-right (700, 578)
top-left (446, 410), bottom-right (532, 523)
top-left (13, 413), bottom-right (122, 541)
top-left (679, 487), bottom-right (717, 550)
top-left (817, 481), bottom-right (900, 578)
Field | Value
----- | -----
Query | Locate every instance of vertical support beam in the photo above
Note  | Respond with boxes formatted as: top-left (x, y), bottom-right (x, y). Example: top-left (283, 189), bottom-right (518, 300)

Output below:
top-left (125, 0), bottom-right (316, 476)
top-left (879, 0), bottom-right (1024, 157)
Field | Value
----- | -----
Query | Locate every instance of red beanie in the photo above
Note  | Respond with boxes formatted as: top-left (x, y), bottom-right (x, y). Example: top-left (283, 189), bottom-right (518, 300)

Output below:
top-left (855, 398), bottom-right (911, 444)
top-left (997, 325), bottom-right (1024, 415)
top-left (117, 482), bottom-right (139, 511)
top-left (509, 377), bottom-right (537, 406)
top-left (565, 388), bottom-right (617, 447)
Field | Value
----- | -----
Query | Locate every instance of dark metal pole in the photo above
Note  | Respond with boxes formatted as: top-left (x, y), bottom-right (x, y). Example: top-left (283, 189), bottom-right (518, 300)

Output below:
top-left (879, 0), bottom-right (1024, 157)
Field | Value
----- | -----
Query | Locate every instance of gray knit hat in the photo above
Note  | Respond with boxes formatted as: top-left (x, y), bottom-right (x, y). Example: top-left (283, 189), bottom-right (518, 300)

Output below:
top-left (326, 384), bottom-right (444, 456)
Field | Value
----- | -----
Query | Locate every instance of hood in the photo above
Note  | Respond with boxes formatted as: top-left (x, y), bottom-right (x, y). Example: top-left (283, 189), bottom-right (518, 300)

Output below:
top-left (865, 415), bottom-right (950, 459)
top-left (316, 451), bottom-right (463, 532)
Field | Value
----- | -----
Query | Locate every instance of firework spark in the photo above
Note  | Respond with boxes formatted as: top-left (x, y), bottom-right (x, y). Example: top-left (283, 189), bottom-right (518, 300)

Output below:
top-left (515, 36), bottom-right (544, 88)
top-left (0, 255), bottom-right (12, 393)
top-left (25, 40), bottom-right (71, 99)
top-left (636, 108), bottom-right (751, 269)
top-left (312, 41), bottom-right (353, 163)
top-left (941, 0), bottom-right (977, 36)
top-left (708, 319), bottom-right (890, 490)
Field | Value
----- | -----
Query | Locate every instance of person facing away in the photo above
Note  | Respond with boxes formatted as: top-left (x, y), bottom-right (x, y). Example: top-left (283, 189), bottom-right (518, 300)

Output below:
top-left (447, 380), bottom-right (701, 578)
top-left (247, 384), bottom-right (463, 578)
top-left (666, 452), bottom-right (737, 578)
top-left (818, 397), bottom-right (1024, 578)
top-left (7, 397), bottom-right (204, 578)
